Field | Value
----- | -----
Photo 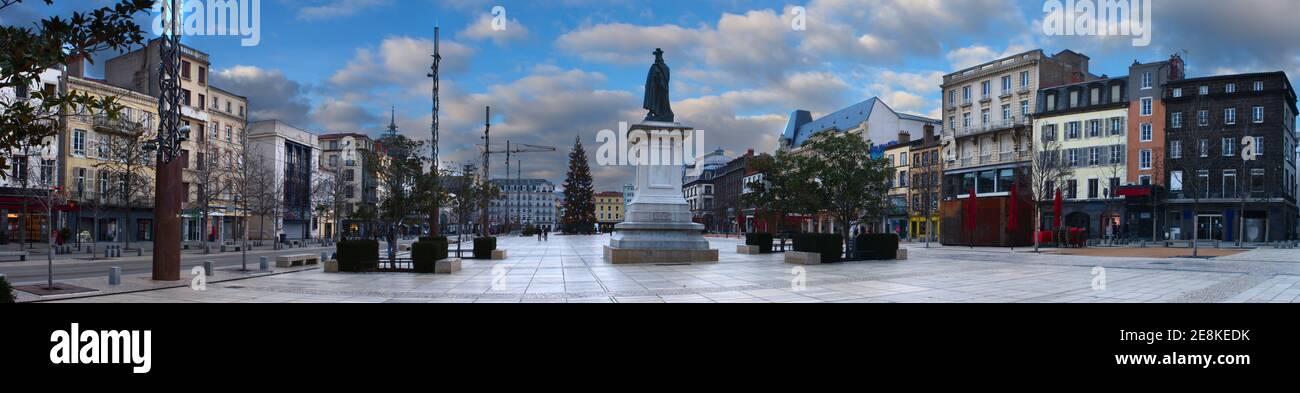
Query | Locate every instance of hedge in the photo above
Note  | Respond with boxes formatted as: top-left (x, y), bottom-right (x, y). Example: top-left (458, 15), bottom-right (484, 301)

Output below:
top-left (0, 275), bottom-right (14, 303)
top-left (793, 233), bottom-right (843, 263)
top-left (745, 232), bottom-right (774, 253)
top-left (412, 237), bottom-right (450, 273)
top-left (473, 237), bottom-right (497, 259)
top-left (337, 239), bottom-right (379, 272)
top-left (853, 234), bottom-right (899, 260)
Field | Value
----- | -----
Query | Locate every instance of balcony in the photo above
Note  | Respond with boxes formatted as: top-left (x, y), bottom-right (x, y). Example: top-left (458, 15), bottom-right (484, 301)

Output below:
top-left (92, 114), bottom-right (146, 134)
top-left (949, 150), bottom-right (1031, 170)
top-left (953, 117), bottom-right (1030, 138)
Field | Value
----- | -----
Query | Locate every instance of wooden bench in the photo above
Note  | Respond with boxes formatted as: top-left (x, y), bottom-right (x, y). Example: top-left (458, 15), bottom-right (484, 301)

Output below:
top-left (275, 254), bottom-right (320, 268)
top-left (0, 251), bottom-right (28, 261)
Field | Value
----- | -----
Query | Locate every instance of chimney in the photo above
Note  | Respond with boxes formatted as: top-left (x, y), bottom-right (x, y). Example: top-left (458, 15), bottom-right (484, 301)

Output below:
top-left (897, 131), bottom-right (911, 145)
top-left (923, 124), bottom-right (935, 143)
top-left (66, 54), bottom-right (88, 79)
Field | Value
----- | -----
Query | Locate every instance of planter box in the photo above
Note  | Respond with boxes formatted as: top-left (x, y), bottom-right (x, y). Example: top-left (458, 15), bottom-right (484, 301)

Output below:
top-left (736, 245), bottom-right (762, 254)
top-left (785, 251), bottom-right (822, 265)
top-left (435, 258), bottom-right (462, 274)
top-left (323, 260), bottom-right (339, 273)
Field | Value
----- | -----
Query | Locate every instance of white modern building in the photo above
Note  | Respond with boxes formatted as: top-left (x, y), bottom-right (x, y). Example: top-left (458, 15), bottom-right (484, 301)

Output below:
top-left (248, 120), bottom-right (322, 241)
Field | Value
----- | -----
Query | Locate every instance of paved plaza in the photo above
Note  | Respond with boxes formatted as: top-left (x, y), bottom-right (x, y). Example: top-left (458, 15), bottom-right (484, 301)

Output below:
top-left (24, 234), bottom-right (1300, 303)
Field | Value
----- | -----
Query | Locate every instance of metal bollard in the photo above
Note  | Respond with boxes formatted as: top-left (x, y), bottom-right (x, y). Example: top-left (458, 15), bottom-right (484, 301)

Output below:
top-left (109, 267), bottom-right (121, 285)
top-left (259, 256), bottom-right (269, 272)
top-left (204, 261), bottom-right (215, 276)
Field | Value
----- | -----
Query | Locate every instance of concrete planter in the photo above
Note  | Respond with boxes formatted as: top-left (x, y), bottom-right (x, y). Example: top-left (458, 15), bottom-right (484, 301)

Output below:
top-left (785, 251), bottom-right (822, 265)
top-left (490, 249), bottom-right (508, 260)
top-left (736, 245), bottom-right (762, 254)
top-left (435, 258), bottom-right (462, 274)
top-left (896, 249), bottom-right (908, 260)
top-left (323, 260), bottom-right (339, 273)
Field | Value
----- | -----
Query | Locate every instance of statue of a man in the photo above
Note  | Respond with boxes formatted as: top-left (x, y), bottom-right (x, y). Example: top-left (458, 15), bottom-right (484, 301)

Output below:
top-left (643, 48), bottom-right (674, 123)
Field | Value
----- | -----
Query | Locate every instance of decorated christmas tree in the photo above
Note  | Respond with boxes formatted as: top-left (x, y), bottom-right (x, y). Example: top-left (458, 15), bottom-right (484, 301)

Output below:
top-left (561, 136), bottom-right (597, 234)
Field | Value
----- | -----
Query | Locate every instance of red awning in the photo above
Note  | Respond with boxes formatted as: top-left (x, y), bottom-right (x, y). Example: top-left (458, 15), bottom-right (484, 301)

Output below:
top-left (1116, 187), bottom-right (1152, 197)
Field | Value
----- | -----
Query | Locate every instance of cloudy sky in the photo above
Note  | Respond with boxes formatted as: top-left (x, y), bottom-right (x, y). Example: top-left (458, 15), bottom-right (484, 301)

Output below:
top-left (7, 0), bottom-right (1300, 191)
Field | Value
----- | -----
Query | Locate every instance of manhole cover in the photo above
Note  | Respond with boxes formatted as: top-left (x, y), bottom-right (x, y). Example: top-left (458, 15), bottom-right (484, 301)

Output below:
top-left (223, 285), bottom-right (247, 289)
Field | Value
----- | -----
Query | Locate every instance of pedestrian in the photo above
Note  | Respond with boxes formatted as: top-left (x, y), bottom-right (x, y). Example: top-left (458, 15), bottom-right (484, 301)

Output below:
top-left (544, 229), bottom-right (549, 242)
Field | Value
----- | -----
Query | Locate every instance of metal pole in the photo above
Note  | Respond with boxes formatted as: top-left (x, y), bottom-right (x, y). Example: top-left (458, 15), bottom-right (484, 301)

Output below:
top-left (427, 26), bottom-right (442, 236)
top-left (480, 106), bottom-right (490, 237)
top-left (152, 0), bottom-right (184, 281)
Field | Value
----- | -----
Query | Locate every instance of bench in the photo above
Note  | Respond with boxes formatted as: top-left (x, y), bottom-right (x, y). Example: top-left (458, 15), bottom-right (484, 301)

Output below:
top-left (275, 254), bottom-right (320, 268)
top-left (0, 251), bottom-right (28, 261)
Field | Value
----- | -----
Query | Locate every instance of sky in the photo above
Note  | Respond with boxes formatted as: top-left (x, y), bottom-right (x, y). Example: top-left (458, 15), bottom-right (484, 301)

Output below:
top-left (5, 0), bottom-right (1300, 191)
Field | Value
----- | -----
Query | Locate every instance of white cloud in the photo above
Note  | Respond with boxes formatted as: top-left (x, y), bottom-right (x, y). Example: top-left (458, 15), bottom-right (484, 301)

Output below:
top-left (211, 66), bottom-right (313, 126)
top-left (295, 0), bottom-right (390, 21)
top-left (457, 13), bottom-right (531, 45)
top-left (328, 36), bottom-right (475, 89)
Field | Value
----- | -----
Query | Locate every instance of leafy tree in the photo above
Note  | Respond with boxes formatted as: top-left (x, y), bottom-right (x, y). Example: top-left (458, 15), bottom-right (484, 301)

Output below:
top-left (0, 0), bottom-right (153, 173)
top-left (800, 132), bottom-right (892, 251)
top-left (560, 136), bottom-right (596, 234)
top-left (741, 150), bottom-right (817, 238)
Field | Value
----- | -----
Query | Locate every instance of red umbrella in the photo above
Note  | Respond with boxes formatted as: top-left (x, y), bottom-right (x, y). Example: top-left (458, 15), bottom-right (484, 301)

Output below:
top-left (1052, 188), bottom-right (1063, 229)
top-left (1007, 183), bottom-right (1019, 232)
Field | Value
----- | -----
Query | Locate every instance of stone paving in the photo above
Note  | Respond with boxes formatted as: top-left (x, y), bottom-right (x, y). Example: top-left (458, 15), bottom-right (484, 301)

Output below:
top-left (44, 234), bottom-right (1300, 303)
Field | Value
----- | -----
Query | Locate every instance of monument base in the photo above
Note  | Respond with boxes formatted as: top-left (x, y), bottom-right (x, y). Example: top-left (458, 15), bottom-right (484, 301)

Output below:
top-left (604, 246), bottom-right (719, 264)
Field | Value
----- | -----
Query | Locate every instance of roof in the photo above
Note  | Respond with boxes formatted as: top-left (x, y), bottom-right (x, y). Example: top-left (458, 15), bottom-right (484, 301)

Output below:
top-left (782, 97), bottom-right (878, 148)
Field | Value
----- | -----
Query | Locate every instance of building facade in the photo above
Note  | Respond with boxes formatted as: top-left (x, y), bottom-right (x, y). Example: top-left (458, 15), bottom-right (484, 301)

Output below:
top-left (319, 133), bottom-right (382, 238)
top-left (907, 125), bottom-right (943, 242)
top-left (248, 120), bottom-right (321, 241)
top-left (1163, 72), bottom-right (1298, 242)
top-left (1033, 75), bottom-right (1130, 238)
top-left (0, 68), bottom-right (64, 244)
top-left (884, 134), bottom-right (912, 238)
top-left (595, 191), bottom-right (624, 233)
top-left (488, 178), bottom-right (557, 232)
top-left (940, 49), bottom-right (1093, 246)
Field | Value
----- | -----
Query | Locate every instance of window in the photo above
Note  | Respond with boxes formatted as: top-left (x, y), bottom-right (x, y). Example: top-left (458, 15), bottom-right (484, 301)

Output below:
top-left (1066, 179), bottom-right (1078, 199)
top-left (1170, 171), bottom-right (1183, 191)
top-left (981, 109), bottom-right (989, 125)
top-left (1087, 120), bottom-right (1101, 138)
top-left (329, 155), bottom-right (339, 167)
top-left (1110, 145), bottom-right (1123, 164)
top-left (181, 88), bottom-right (192, 106)
top-left (1223, 170), bottom-right (1237, 198)
top-left (1173, 87), bottom-right (1183, 98)
top-left (1199, 85), bottom-right (1209, 95)
top-left (1140, 123), bottom-right (1152, 141)
top-left (1254, 136), bottom-right (1264, 156)
top-left (40, 159), bottom-right (54, 184)
top-left (1067, 149), bottom-right (1079, 166)
top-left (1020, 100), bottom-right (1030, 116)
top-left (1141, 72), bottom-right (1152, 89)
top-left (1197, 110), bottom-right (1209, 126)
top-left (962, 86), bottom-right (971, 100)
top-left (1197, 170), bottom-right (1210, 197)
top-left (1224, 107), bottom-right (1236, 125)
top-left (1170, 140), bottom-right (1182, 159)
top-left (226, 126), bottom-right (233, 142)
top-left (73, 129), bottom-right (86, 156)
top-left (1225, 83), bottom-right (1236, 93)
top-left (1088, 179), bottom-right (1099, 199)
top-left (1251, 168), bottom-right (1265, 192)
top-left (1020, 71), bottom-right (1030, 87)
top-left (1088, 147), bottom-right (1100, 166)
top-left (900, 154), bottom-right (908, 166)
top-left (1253, 106), bottom-right (1264, 123)
top-left (197, 94), bottom-right (205, 109)
top-left (75, 168), bottom-right (87, 194)
top-left (948, 90), bottom-right (956, 105)
top-left (962, 112), bottom-right (970, 127)
top-left (1171, 112), bottom-right (1183, 128)
top-left (11, 156), bottom-right (27, 182)
top-left (1222, 137), bottom-right (1235, 157)
top-left (182, 60), bottom-right (192, 79)
top-left (1109, 117), bottom-right (1124, 135)
top-left (1001, 104), bottom-right (1011, 120)
top-left (1001, 75), bottom-right (1012, 92)
top-left (981, 81), bottom-right (990, 97)
top-left (1199, 139), bottom-right (1209, 157)
top-left (1253, 81), bottom-right (1264, 91)
top-left (948, 116), bottom-right (955, 131)
top-left (1139, 175), bottom-right (1152, 186)
top-left (1140, 98), bottom-right (1153, 116)
top-left (1139, 149), bottom-right (1153, 169)
top-left (1042, 124), bottom-right (1057, 142)
top-left (1066, 122), bottom-right (1080, 139)
top-left (198, 66), bottom-right (206, 84)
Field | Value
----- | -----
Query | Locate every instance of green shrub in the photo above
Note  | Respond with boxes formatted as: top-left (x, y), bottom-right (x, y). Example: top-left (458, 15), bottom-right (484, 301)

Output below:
top-left (336, 239), bottom-right (379, 272)
top-left (473, 237), bottom-right (497, 259)
top-left (745, 233), bottom-right (774, 253)
top-left (412, 237), bottom-right (450, 273)
top-left (853, 234), bottom-right (899, 260)
top-left (793, 233), bottom-right (843, 263)
top-left (0, 275), bottom-right (14, 303)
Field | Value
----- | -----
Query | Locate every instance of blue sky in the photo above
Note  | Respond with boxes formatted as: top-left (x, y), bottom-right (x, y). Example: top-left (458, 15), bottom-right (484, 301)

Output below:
top-left (6, 0), bottom-right (1299, 190)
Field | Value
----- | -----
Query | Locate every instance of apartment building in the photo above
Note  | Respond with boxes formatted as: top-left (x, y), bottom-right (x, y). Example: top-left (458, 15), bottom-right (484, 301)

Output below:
top-left (0, 68), bottom-right (63, 244)
top-left (1032, 75), bottom-right (1130, 237)
top-left (939, 49), bottom-right (1093, 246)
top-left (884, 133), bottom-right (912, 237)
top-left (595, 191), bottom-right (624, 233)
top-left (488, 178), bottom-right (557, 232)
top-left (318, 133), bottom-right (382, 238)
top-left (1163, 72), bottom-right (1298, 242)
top-left (248, 120), bottom-right (321, 241)
top-left (907, 125), bottom-right (943, 242)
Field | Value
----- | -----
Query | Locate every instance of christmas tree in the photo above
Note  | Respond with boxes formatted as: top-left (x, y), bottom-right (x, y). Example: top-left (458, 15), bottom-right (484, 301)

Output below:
top-left (561, 136), bottom-right (597, 234)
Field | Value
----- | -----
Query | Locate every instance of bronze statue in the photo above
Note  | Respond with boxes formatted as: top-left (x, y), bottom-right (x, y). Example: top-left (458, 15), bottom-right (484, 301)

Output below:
top-left (643, 48), bottom-right (674, 122)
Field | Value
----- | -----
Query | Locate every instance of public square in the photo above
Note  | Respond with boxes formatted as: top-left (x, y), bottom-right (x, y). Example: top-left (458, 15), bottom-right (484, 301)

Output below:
top-left (7, 234), bottom-right (1296, 303)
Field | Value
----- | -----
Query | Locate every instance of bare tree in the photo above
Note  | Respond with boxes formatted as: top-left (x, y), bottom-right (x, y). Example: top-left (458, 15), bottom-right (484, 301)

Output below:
top-left (91, 111), bottom-right (155, 252)
top-left (1167, 93), bottom-right (1226, 257)
top-left (1026, 135), bottom-right (1075, 252)
top-left (193, 134), bottom-right (232, 253)
top-left (311, 166), bottom-right (346, 243)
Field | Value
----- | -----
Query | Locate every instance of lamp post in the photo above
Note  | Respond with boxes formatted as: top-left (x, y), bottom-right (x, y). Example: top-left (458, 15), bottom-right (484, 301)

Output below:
top-left (146, 0), bottom-right (189, 281)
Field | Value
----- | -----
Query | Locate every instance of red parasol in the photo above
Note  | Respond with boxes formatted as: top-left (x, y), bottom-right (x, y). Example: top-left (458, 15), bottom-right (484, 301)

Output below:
top-left (1053, 188), bottom-right (1063, 229)
top-left (1007, 183), bottom-right (1019, 232)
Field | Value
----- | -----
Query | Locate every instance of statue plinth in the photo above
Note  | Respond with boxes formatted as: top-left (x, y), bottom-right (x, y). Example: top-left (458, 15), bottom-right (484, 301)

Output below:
top-left (605, 122), bottom-right (718, 264)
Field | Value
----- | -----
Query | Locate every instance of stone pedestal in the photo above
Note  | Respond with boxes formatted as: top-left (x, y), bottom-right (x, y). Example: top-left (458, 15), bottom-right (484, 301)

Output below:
top-left (785, 251), bottom-right (822, 265)
top-left (435, 258), bottom-right (462, 274)
top-left (737, 245), bottom-right (762, 254)
top-left (490, 250), bottom-right (508, 260)
top-left (606, 122), bottom-right (717, 264)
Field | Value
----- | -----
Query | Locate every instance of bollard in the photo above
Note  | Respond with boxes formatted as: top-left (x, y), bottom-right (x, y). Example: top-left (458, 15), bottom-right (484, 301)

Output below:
top-left (321, 252), bottom-right (329, 262)
top-left (203, 261), bottom-right (215, 276)
top-left (109, 267), bottom-right (121, 286)
top-left (259, 256), bottom-right (269, 272)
